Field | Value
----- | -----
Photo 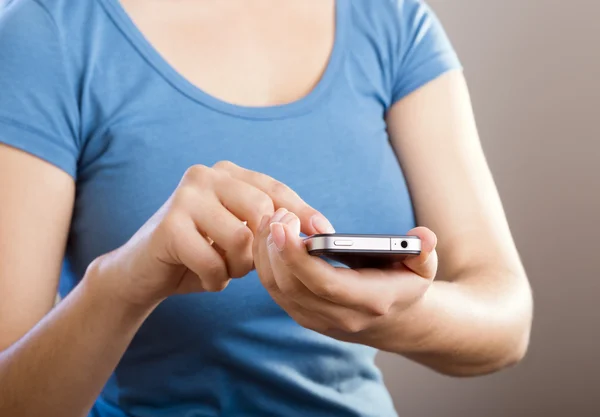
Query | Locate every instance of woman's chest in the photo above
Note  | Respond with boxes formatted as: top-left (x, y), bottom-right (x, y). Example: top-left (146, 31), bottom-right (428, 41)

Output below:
top-left (119, 0), bottom-right (335, 107)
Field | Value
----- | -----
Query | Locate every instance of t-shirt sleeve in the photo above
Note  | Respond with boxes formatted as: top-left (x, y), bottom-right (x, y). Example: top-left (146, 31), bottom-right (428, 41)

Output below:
top-left (0, 0), bottom-right (80, 178)
top-left (390, 0), bottom-right (462, 105)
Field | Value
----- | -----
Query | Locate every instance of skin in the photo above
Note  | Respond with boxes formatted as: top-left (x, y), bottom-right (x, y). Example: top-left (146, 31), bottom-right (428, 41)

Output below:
top-left (0, 1), bottom-right (532, 415)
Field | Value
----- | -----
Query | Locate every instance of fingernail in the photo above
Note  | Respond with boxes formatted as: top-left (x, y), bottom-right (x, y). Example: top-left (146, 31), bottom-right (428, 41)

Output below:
top-left (271, 208), bottom-right (288, 224)
top-left (270, 223), bottom-right (286, 251)
top-left (311, 214), bottom-right (335, 234)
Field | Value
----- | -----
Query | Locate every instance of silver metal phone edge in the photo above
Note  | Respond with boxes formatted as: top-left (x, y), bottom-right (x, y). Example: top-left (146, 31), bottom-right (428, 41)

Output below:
top-left (305, 235), bottom-right (422, 252)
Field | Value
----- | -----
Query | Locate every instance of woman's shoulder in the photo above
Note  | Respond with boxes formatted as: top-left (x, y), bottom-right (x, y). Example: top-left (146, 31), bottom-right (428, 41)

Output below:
top-left (346, 0), bottom-right (460, 106)
top-left (0, 0), bottom-right (106, 57)
top-left (1, 0), bottom-right (99, 26)
top-left (346, 0), bottom-right (444, 57)
top-left (348, 0), bottom-right (433, 27)
top-left (0, 0), bottom-right (110, 179)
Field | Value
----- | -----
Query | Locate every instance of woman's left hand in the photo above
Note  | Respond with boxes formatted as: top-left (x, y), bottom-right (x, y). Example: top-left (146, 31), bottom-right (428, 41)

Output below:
top-left (253, 208), bottom-right (438, 341)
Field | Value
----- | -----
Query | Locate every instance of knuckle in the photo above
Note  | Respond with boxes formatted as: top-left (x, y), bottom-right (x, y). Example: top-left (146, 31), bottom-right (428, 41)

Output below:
top-left (202, 258), bottom-right (227, 280)
top-left (337, 318), bottom-right (366, 334)
top-left (299, 206), bottom-right (318, 222)
top-left (252, 194), bottom-right (275, 219)
top-left (173, 184), bottom-right (199, 208)
top-left (160, 213), bottom-right (186, 241)
top-left (368, 300), bottom-right (392, 316)
top-left (278, 278), bottom-right (301, 298)
top-left (155, 214), bottom-right (188, 260)
top-left (212, 160), bottom-right (237, 172)
top-left (85, 256), bottom-right (104, 278)
top-left (267, 180), bottom-right (290, 200)
top-left (313, 280), bottom-right (339, 300)
top-left (232, 224), bottom-right (254, 248)
top-left (183, 164), bottom-right (213, 185)
top-left (227, 252), bottom-right (254, 279)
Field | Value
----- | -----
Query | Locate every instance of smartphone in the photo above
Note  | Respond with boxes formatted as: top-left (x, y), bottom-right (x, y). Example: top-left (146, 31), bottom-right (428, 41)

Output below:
top-left (304, 234), bottom-right (421, 268)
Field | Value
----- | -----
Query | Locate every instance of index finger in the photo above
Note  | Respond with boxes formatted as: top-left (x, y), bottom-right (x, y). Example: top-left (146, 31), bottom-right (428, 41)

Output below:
top-left (213, 161), bottom-right (335, 236)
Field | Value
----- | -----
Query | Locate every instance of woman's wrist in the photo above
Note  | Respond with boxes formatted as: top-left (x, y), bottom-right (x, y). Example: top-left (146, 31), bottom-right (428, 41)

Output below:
top-left (81, 254), bottom-right (160, 322)
top-left (359, 274), bottom-right (529, 375)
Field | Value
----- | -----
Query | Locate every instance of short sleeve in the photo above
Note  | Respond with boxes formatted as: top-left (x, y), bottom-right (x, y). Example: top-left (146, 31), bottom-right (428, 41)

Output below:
top-left (390, 0), bottom-right (462, 105)
top-left (0, 0), bottom-right (80, 178)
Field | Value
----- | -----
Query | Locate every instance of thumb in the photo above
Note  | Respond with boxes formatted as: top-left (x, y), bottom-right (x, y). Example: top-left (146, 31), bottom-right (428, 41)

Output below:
top-left (402, 227), bottom-right (438, 280)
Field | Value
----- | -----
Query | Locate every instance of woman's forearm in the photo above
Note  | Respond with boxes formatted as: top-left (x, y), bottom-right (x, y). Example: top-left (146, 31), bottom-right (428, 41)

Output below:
top-left (0, 262), bottom-right (155, 417)
top-left (362, 268), bottom-right (533, 376)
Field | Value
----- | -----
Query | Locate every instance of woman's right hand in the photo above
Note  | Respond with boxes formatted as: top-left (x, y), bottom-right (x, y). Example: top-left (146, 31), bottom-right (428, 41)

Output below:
top-left (89, 161), bottom-right (335, 309)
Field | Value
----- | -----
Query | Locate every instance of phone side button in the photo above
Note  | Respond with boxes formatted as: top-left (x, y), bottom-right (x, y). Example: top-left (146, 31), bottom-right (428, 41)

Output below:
top-left (334, 240), bottom-right (354, 247)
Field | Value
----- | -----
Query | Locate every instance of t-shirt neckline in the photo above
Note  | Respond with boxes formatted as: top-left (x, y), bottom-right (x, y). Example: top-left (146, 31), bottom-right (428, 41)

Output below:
top-left (97, 0), bottom-right (349, 120)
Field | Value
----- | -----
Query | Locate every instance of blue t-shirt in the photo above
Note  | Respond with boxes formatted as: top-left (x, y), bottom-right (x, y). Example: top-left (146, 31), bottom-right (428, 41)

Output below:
top-left (0, 0), bottom-right (460, 415)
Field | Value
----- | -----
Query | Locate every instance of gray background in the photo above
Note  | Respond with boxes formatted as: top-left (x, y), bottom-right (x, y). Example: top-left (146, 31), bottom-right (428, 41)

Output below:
top-left (377, 1), bottom-right (600, 416)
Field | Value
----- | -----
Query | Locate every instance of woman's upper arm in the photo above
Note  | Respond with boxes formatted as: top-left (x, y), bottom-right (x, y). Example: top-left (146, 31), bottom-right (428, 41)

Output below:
top-left (387, 70), bottom-right (527, 285)
top-left (0, 145), bottom-right (75, 351)
top-left (0, 1), bottom-right (81, 350)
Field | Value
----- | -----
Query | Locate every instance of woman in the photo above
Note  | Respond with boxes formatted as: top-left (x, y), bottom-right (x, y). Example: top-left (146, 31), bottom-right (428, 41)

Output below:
top-left (0, 0), bottom-right (533, 416)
